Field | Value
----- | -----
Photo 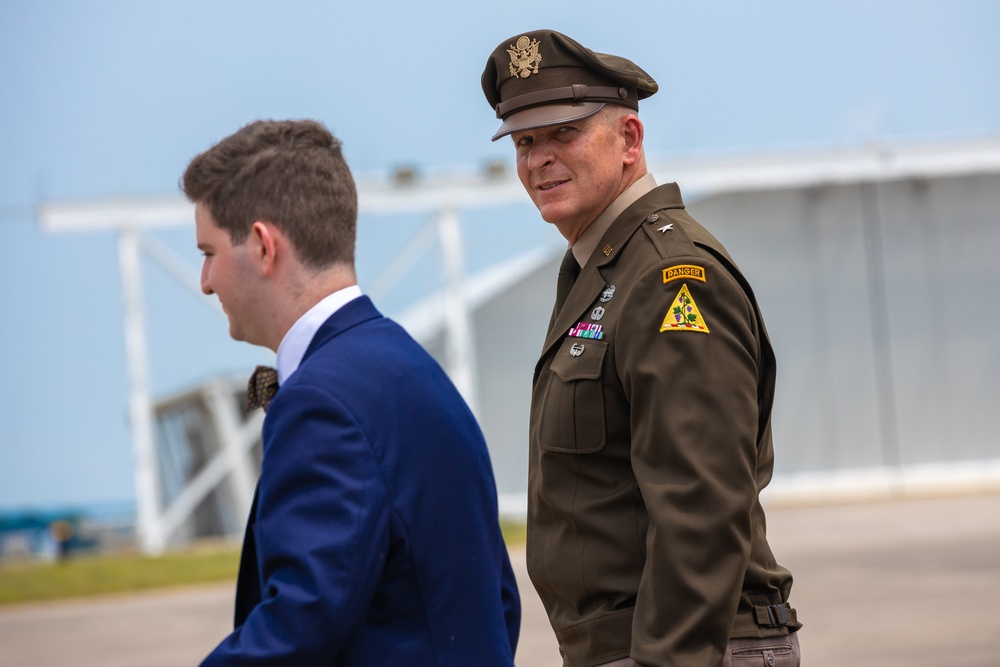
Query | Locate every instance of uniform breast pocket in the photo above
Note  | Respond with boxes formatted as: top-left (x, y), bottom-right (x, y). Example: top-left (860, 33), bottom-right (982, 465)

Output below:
top-left (538, 338), bottom-right (608, 454)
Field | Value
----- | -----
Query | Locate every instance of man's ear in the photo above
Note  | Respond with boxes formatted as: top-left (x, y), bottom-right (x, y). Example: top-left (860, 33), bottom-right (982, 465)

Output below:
top-left (622, 115), bottom-right (644, 167)
top-left (250, 221), bottom-right (279, 277)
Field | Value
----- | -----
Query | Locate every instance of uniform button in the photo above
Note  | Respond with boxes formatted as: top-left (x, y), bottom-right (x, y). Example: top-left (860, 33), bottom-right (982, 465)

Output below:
top-left (646, 213), bottom-right (659, 223)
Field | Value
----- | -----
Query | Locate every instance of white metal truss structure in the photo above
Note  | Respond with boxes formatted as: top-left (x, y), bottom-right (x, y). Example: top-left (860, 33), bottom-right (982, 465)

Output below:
top-left (151, 376), bottom-right (261, 546)
top-left (37, 136), bottom-right (1000, 553)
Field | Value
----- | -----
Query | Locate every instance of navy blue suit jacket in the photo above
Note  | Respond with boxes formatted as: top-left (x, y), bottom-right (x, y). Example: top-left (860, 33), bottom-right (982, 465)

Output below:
top-left (201, 296), bottom-right (520, 665)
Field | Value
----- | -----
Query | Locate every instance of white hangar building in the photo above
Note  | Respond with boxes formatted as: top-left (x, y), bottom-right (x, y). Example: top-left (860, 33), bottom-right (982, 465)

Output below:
top-left (394, 137), bottom-right (1000, 512)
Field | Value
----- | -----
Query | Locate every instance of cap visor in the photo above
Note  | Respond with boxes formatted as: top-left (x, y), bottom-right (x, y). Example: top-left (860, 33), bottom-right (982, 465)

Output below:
top-left (491, 102), bottom-right (605, 141)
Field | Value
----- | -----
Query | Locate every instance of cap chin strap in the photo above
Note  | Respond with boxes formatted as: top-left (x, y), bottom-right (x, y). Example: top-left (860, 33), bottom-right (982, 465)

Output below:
top-left (496, 84), bottom-right (627, 118)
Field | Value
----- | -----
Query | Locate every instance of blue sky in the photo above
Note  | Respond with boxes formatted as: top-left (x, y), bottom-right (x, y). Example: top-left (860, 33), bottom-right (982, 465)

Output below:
top-left (2, 0), bottom-right (999, 510)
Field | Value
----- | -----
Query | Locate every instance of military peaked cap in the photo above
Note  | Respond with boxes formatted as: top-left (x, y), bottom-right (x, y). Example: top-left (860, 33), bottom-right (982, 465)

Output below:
top-left (481, 29), bottom-right (658, 141)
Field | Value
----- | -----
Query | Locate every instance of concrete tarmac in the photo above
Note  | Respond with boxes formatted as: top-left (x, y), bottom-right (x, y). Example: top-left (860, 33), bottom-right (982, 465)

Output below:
top-left (1, 493), bottom-right (998, 666)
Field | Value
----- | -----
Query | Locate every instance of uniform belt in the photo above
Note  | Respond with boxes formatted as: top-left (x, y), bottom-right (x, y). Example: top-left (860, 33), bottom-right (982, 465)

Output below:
top-left (753, 603), bottom-right (797, 628)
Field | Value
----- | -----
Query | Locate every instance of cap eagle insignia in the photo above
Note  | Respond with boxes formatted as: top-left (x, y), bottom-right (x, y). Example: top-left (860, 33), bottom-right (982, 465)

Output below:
top-left (508, 36), bottom-right (542, 78)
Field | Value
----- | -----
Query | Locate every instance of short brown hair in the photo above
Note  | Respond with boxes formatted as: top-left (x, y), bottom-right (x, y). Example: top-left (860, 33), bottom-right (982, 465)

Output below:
top-left (182, 119), bottom-right (357, 270)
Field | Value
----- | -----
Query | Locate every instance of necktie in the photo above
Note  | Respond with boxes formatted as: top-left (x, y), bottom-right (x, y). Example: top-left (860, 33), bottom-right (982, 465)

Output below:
top-left (246, 365), bottom-right (279, 413)
top-left (555, 248), bottom-right (581, 313)
top-left (547, 248), bottom-right (580, 333)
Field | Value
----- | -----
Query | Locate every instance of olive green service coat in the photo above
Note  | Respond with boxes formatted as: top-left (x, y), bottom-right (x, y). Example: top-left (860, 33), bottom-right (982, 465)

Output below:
top-left (527, 183), bottom-right (801, 667)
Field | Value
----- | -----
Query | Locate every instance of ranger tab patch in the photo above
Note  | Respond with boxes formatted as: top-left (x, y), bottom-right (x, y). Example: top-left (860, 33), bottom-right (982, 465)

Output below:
top-left (662, 264), bottom-right (706, 284)
top-left (659, 283), bottom-right (710, 334)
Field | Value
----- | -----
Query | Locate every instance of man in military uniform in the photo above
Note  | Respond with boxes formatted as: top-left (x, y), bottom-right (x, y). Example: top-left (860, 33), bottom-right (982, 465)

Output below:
top-left (481, 30), bottom-right (802, 667)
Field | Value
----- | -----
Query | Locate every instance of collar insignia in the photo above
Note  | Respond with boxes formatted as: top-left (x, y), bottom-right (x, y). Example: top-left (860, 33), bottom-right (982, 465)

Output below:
top-left (659, 283), bottom-right (710, 334)
top-left (508, 35), bottom-right (542, 78)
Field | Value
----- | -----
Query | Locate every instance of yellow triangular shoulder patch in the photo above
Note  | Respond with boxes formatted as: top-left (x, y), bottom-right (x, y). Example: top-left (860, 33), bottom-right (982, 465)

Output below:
top-left (659, 283), bottom-right (710, 334)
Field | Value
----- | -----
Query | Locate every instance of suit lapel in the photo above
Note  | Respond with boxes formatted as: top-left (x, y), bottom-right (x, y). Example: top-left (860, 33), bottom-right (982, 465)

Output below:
top-left (540, 262), bottom-right (610, 357)
top-left (233, 485), bottom-right (260, 626)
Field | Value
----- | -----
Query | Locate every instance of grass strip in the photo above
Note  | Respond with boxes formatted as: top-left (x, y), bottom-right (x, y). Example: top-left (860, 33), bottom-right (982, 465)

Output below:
top-left (0, 521), bottom-right (526, 606)
top-left (0, 545), bottom-right (240, 606)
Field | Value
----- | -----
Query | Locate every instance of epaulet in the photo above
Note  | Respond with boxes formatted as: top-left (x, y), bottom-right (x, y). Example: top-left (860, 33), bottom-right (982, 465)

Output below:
top-left (638, 207), bottom-right (701, 259)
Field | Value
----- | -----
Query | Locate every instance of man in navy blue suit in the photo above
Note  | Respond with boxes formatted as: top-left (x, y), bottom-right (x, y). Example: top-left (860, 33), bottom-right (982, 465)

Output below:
top-left (183, 119), bottom-right (520, 665)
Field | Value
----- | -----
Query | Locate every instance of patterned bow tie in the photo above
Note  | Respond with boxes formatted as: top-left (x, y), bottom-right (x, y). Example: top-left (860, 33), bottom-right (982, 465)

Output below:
top-left (246, 365), bottom-right (279, 413)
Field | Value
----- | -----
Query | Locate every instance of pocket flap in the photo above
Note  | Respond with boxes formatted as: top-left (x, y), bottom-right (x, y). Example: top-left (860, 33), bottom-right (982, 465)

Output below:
top-left (550, 338), bottom-right (607, 381)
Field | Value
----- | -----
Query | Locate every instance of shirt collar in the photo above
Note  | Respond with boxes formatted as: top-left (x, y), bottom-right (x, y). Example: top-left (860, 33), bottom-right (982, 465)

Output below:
top-left (275, 285), bottom-right (363, 384)
top-left (571, 172), bottom-right (657, 267)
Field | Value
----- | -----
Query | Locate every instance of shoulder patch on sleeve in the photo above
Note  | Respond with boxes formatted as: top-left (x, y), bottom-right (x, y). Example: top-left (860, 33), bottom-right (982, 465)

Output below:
top-left (659, 283), bottom-right (710, 334)
top-left (662, 264), bottom-right (706, 284)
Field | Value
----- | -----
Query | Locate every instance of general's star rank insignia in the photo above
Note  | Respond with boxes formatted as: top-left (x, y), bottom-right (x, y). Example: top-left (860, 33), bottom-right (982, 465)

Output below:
top-left (659, 283), bottom-right (710, 334)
